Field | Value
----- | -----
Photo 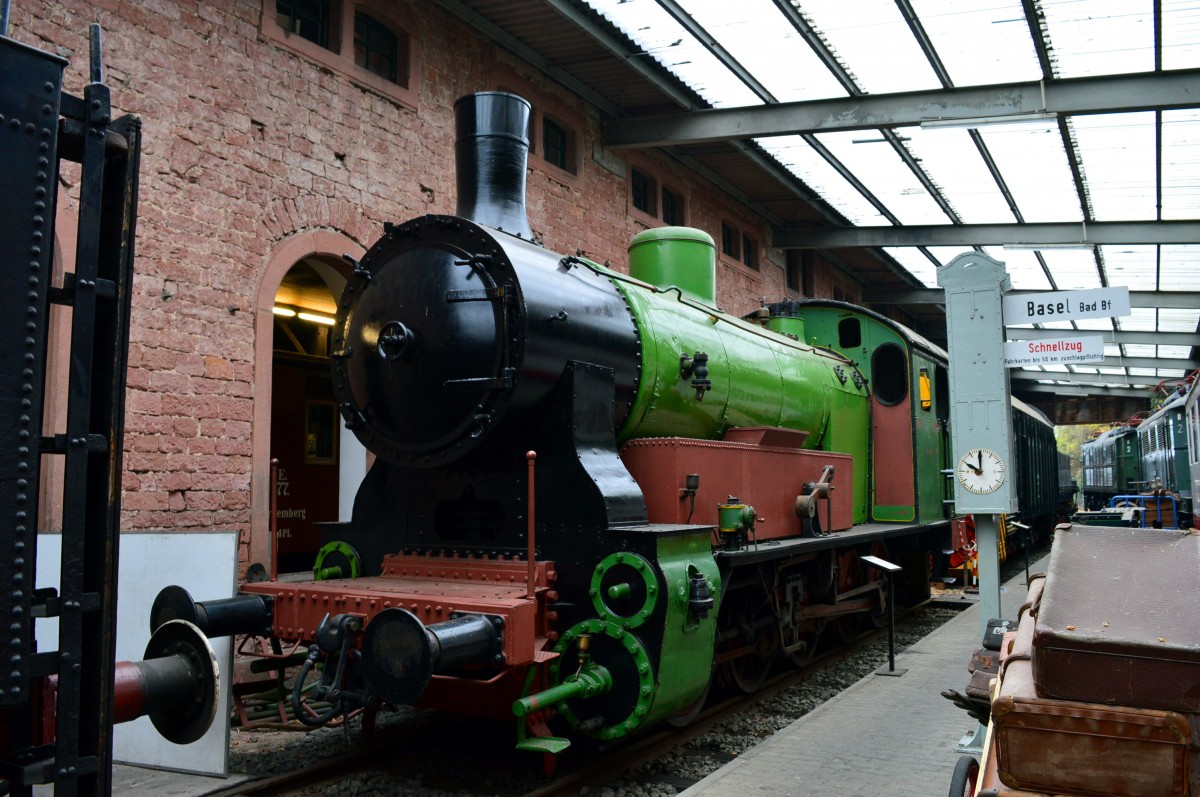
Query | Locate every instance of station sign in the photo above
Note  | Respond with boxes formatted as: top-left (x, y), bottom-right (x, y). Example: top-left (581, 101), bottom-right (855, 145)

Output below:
top-left (1004, 335), bottom-right (1105, 367)
top-left (1002, 286), bottom-right (1130, 325)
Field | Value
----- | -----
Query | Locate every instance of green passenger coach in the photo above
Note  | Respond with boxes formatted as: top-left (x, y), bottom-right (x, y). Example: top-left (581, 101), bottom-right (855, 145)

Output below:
top-left (759, 300), bottom-right (953, 527)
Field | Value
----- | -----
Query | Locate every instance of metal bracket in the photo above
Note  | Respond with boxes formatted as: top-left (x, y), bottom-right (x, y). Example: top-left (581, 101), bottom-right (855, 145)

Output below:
top-left (48, 273), bottom-right (116, 306)
top-left (453, 254), bottom-right (494, 269)
top-left (342, 252), bottom-right (369, 280)
top-left (445, 287), bottom-right (500, 303)
top-left (444, 367), bottom-right (516, 393)
top-left (450, 612), bottom-right (507, 663)
top-left (39, 433), bottom-right (107, 454)
top-left (954, 722), bottom-right (987, 755)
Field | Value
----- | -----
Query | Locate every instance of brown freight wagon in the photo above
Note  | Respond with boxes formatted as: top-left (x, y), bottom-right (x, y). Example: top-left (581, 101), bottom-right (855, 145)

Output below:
top-left (952, 524), bottom-right (1200, 797)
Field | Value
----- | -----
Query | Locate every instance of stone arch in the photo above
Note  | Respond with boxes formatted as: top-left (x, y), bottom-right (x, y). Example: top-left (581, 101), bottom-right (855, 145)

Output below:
top-left (249, 228), bottom-right (367, 573)
top-left (259, 197), bottom-right (376, 248)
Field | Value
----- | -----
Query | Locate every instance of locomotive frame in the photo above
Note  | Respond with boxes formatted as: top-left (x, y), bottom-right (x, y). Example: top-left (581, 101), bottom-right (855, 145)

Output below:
top-left (149, 91), bottom-right (1064, 758)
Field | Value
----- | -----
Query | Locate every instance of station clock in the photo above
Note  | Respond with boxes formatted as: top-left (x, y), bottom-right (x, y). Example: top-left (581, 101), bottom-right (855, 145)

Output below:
top-left (955, 447), bottom-right (1006, 495)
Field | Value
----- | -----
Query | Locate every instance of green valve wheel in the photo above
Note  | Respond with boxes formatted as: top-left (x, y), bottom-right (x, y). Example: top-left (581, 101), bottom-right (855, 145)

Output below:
top-left (313, 541), bottom-right (363, 581)
top-left (589, 552), bottom-right (658, 629)
top-left (550, 620), bottom-right (656, 741)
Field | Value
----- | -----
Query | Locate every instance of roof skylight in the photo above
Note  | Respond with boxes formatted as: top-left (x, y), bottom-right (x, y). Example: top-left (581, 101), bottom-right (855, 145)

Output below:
top-left (579, 0), bottom-right (1196, 394)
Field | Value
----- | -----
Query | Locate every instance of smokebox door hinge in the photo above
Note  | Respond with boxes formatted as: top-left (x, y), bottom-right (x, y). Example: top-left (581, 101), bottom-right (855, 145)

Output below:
top-left (445, 287), bottom-right (499, 303)
top-left (444, 285), bottom-right (517, 307)
top-left (444, 367), bottom-right (516, 393)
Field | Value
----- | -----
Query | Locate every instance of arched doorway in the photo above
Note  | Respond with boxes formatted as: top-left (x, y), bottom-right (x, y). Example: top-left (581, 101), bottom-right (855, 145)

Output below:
top-left (269, 256), bottom-right (363, 573)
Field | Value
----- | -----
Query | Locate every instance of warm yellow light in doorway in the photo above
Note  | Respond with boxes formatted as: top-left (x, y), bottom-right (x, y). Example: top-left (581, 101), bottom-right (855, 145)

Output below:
top-left (297, 311), bottom-right (335, 326)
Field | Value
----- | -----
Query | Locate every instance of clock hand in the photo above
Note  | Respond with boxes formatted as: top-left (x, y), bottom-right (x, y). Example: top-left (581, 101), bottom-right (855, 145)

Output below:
top-left (977, 450), bottom-right (984, 473)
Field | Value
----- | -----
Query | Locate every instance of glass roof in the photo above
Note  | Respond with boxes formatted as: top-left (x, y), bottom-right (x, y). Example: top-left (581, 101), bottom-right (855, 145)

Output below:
top-left (584, 0), bottom-right (1199, 395)
top-left (909, 0), bottom-right (1044, 86)
top-left (802, 0), bottom-right (941, 93)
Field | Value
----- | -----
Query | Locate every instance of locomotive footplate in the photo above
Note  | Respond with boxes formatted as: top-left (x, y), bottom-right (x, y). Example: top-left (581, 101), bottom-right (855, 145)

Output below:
top-left (713, 519), bottom-right (950, 565)
top-left (715, 519), bottom-right (950, 616)
top-left (240, 554), bottom-right (556, 670)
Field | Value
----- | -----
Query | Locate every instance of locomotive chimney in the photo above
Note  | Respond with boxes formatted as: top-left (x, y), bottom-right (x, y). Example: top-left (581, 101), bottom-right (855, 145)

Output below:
top-left (454, 91), bottom-right (534, 239)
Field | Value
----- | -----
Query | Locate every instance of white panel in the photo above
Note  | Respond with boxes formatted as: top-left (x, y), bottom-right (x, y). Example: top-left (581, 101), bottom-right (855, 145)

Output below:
top-left (1119, 307), bottom-right (1159, 332)
top-left (1042, 250), bottom-right (1102, 290)
top-left (1075, 317), bottom-right (1118, 331)
top-left (1040, 0), bottom-right (1154, 78)
top-left (799, 0), bottom-right (941, 93)
top-left (1002, 286), bottom-right (1129, 325)
top-left (905, 130), bottom-right (1021, 223)
top-left (757, 136), bottom-right (891, 225)
top-left (1102, 245), bottom-right (1159, 289)
top-left (1163, 111), bottom-right (1200, 220)
top-left (35, 532), bottom-right (236, 777)
top-left (1158, 307), bottom-right (1200, 332)
top-left (817, 131), bottom-right (955, 224)
top-left (882, 247), bottom-right (939, 287)
top-left (985, 248), bottom-right (1053, 291)
top-left (339, 426), bottom-right (368, 522)
top-left (1159, 244), bottom-right (1200, 290)
top-left (584, 0), bottom-right (759, 107)
top-left (1164, 0), bottom-right (1200, 69)
top-left (1072, 113), bottom-right (1157, 221)
top-left (1031, 320), bottom-right (1077, 330)
top-left (978, 126), bottom-right (1082, 224)
top-left (681, 0), bottom-right (849, 101)
top-left (908, 0), bottom-right (1043, 86)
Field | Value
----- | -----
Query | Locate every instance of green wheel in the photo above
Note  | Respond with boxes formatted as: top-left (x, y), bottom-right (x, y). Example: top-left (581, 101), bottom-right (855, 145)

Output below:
top-left (313, 541), bottom-right (363, 581)
top-left (550, 619), bottom-right (656, 741)
top-left (590, 552), bottom-right (658, 629)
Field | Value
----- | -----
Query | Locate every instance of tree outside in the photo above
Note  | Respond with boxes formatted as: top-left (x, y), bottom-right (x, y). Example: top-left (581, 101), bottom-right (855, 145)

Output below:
top-left (1055, 423), bottom-right (1108, 492)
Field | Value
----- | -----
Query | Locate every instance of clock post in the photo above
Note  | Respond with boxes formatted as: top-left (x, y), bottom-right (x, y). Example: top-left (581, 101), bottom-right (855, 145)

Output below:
top-left (937, 253), bottom-right (1017, 641)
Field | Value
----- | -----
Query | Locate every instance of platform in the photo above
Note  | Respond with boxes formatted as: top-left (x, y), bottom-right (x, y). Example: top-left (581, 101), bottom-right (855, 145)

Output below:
top-left (33, 765), bottom-right (249, 797)
top-left (678, 557), bottom-right (1048, 797)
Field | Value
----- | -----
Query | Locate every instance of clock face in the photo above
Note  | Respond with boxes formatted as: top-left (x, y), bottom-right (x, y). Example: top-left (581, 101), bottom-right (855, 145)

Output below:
top-left (956, 447), bottom-right (1006, 495)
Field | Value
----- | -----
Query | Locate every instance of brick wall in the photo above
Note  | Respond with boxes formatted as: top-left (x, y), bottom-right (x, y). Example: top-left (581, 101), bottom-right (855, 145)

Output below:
top-left (11, 0), bottom-right (846, 564)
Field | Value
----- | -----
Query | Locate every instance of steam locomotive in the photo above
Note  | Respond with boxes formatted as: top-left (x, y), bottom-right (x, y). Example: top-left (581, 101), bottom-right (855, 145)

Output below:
top-left (151, 92), bottom-right (1056, 755)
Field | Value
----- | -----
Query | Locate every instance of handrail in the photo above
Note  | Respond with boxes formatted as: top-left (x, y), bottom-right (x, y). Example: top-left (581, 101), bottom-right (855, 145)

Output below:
top-left (1106, 493), bottom-right (1180, 529)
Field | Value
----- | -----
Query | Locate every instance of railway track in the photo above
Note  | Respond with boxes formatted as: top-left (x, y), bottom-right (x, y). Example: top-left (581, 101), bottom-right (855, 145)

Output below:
top-left (207, 601), bottom-right (964, 797)
top-left (520, 626), bottom-right (890, 797)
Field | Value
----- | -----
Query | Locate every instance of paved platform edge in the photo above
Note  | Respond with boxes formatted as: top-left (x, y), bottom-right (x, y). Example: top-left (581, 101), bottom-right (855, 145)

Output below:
top-left (677, 560), bottom-right (1046, 797)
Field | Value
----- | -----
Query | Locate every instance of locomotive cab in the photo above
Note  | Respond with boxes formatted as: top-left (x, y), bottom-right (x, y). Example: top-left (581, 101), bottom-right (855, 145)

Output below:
top-left (761, 300), bottom-right (954, 527)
